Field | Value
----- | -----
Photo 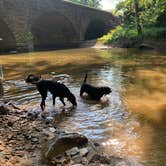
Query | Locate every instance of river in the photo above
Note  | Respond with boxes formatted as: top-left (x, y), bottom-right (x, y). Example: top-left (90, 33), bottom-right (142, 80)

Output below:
top-left (0, 48), bottom-right (166, 165)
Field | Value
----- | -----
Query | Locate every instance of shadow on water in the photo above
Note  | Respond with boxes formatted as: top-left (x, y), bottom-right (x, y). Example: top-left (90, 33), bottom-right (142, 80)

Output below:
top-left (0, 48), bottom-right (166, 165)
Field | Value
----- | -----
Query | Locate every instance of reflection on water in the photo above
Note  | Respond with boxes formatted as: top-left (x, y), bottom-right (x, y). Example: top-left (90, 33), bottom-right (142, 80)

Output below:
top-left (0, 48), bottom-right (166, 165)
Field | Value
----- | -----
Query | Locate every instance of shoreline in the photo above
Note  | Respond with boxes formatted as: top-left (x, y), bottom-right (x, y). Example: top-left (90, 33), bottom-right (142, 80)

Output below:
top-left (0, 38), bottom-right (166, 56)
top-left (0, 102), bottom-right (129, 166)
top-left (95, 38), bottom-right (166, 52)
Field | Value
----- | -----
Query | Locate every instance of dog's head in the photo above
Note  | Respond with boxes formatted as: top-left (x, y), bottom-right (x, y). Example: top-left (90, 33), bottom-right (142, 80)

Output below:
top-left (25, 74), bottom-right (41, 84)
top-left (100, 87), bottom-right (112, 95)
top-left (68, 93), bottom-right (77, 106)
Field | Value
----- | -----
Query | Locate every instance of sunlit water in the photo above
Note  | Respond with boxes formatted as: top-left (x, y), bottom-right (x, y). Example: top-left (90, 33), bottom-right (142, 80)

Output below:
top-left (0, 48), bottom-right (166, 165)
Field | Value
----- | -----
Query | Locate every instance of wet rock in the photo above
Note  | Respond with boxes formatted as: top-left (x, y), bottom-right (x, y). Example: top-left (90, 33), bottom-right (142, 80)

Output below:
top-left (94, 142), bottom-right (100, 147)
top-left (27, 112), bottom-right (38, 119)
top-left (0, 104), bottom-right (10, 115)
top-left (44, 133), bottom-right (88, 163)
top-left (85, 146), bottom-right (96, 162)
top-left (65, 147), bottom-right (79, 157)
top-left (71, 154), bottom-right (82, 163)
top-left (58, 133), bottom-right (88, 146)
top-left (89, 154), bottom-right (123, 165)
top-left (139, 43), bottom-right (154, 50)
top-left (49, 127), bottom-right (56, 133)
top-left (45, 116), bottom-right (54, 123)
top-left (80, 148), bottom-right (89, 157)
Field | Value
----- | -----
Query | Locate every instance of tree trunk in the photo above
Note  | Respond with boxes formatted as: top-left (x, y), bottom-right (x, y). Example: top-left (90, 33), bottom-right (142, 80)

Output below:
top-left (134, 0), bottom-right (142, 35)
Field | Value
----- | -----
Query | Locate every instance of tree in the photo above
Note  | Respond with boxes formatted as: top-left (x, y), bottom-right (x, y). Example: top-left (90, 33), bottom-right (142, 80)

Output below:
top-left (134, 0), bottom-right (142, 34)
top-left (69, 0), bottom-right (101, 8)
top-left (114, 0), bottom-right (165, 32)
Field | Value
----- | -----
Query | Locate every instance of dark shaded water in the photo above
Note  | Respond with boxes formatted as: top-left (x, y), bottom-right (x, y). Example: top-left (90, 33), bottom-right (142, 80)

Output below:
top-left (0, 48), bottom-right (166, 165)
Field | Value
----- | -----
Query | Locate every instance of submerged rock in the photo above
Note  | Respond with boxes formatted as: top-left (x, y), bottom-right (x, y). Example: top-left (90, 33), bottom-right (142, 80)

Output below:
top-left (0, 104), bottom-right (10, 115)
top-left (139, 43), bottom-right (154, 50)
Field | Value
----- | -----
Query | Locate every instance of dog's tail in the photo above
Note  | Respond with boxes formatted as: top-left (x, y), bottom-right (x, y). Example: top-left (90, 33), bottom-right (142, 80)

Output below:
top-left (83, 73), bottom-right (87, 83)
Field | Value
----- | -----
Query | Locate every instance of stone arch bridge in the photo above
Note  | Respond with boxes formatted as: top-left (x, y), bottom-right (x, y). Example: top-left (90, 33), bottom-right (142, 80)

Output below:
top-left (0, 0), bottom-right (118, 52)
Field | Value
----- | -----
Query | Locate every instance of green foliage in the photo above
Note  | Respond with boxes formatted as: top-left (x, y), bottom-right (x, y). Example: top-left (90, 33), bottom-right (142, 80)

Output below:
top-left (68, 0), bottom-right (101, 8)
top-left (100, 26), bottom-right (166, 44)
top-left (115, 0), bottom-right (166, 28)
top-left (100, 26), bottom-right (138, 44)
top-left (101, 0), bottom-right (166, 45)
top-left (141, 27), bottom-right (166, 39)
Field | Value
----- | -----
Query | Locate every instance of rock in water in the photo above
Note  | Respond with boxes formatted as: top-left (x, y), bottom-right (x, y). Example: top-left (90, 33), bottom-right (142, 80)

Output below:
top-left (0, 104), bottom-right (10, 115)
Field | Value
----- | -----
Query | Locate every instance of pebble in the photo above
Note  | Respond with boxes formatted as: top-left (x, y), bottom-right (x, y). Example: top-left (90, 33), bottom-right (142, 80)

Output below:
top-left (80, 148), bottom-right (89, 157)
top-left (31, 138), bottom-right (39, 143)
top-left (46, 116), bottom-right (54, 123)
top-left (65, 147), bottom-right (80, 157)
top-left (49, 127), bottom-right (56, 133)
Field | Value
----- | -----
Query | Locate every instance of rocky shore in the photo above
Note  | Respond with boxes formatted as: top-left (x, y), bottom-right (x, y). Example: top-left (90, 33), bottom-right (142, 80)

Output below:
top-left (0, 102), bottom-right (129, 166)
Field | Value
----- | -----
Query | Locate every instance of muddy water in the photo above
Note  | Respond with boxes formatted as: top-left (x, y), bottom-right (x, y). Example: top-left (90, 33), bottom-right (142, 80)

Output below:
top-left (0, 48), bottom-right (166, 165)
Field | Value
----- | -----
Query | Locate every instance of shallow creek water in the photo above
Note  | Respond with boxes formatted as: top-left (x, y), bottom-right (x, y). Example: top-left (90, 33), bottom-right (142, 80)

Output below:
top-left (0, 48), bottom-right (166, 165)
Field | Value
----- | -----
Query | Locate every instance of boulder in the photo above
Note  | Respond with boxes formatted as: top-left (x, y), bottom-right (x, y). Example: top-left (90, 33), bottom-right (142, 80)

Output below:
top-left (44, 132), bottom-right (88, 163)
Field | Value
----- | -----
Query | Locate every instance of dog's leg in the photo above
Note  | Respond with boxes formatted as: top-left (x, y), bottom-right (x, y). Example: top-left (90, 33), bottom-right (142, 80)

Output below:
top-left (60, 97), bottom-right (66, 106)
top-left (40, 97), bottom-right (46, 111)
top-left (80, 87), bottom-right (84, 96)
top-left (52, 94), bottom-right (56, 106)
top-left (39, 89), bottom-right (47, 111)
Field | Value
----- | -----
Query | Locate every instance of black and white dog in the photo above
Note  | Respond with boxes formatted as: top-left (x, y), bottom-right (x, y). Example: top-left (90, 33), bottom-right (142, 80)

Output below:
top-left (80, 74), bottom-right (112, 100)
top-left (25, 74), bottom-right (77, 110)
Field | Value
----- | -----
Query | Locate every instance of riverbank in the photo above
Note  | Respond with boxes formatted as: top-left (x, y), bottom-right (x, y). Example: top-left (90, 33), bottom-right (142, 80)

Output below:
top-left (0, 102), bottom-right (129, 166)
top-left (96, 38), bottom-right (166, 52)
top-left (98, 26), bottom-right (166, 52)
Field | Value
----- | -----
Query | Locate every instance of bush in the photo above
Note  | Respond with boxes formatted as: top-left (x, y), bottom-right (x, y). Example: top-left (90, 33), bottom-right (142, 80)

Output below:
top-left (99, 26), bottom-right (166, 45)
top-left (141, 27), bottom-right (166, 39)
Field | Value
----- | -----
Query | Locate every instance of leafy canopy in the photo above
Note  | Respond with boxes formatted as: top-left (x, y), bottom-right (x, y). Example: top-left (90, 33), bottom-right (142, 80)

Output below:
top-left (115, 0), bottom-right (166, 27)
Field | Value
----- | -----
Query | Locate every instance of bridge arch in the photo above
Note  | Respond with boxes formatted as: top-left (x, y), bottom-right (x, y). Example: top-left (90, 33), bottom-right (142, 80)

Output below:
top-left (31, 11), bottom-right (80, 50)
top-left (84, 19), bottom-right (107, 40)
top-left (0, 18), bottom-right (16, 52)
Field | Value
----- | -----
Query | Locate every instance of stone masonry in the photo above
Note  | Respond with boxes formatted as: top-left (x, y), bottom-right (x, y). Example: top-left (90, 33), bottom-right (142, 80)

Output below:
top-left (0, 0), bottom-right (118, 51)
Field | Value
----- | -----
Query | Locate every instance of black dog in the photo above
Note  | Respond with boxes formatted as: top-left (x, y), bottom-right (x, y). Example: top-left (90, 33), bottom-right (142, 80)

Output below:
top-left (25, 74), bottom-right (77, 110)
top-left (80, 74), bottom-right (112, 100)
